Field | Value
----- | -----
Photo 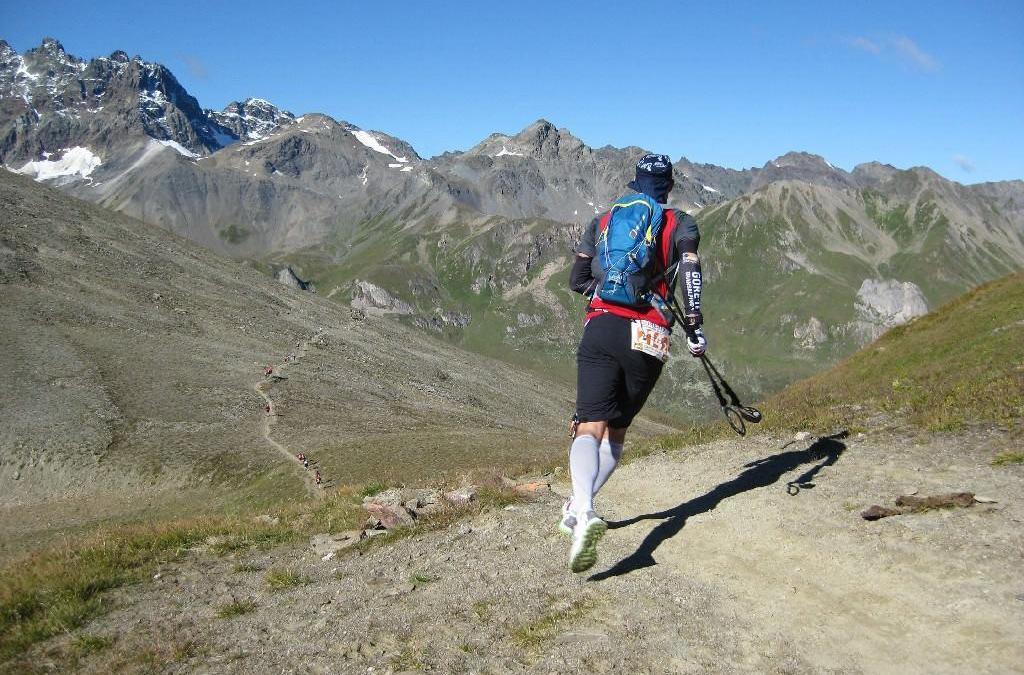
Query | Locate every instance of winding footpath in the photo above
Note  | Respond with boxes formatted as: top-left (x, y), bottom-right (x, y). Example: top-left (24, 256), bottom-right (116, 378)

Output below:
top-left (252, 330), bottom-right (326, 499)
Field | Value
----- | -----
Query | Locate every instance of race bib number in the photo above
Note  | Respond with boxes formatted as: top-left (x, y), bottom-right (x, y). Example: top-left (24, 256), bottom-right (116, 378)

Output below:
top-left (630, 320), bottom-right (671, 362)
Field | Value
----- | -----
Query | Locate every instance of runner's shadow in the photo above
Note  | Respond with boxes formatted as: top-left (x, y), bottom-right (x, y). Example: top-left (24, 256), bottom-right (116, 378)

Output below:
top-left (589, 432), bottom-right (848, 582)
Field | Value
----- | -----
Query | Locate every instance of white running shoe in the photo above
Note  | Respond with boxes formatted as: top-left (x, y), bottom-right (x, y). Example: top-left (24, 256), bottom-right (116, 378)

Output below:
top-left (559, 497), bottom-right (577, 537)
top-left (569, 510), bottom-right (607, 573)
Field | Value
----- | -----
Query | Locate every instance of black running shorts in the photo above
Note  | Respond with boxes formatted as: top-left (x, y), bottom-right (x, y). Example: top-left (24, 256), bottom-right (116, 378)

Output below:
top-left (576, 313), bottom-right (665, 428)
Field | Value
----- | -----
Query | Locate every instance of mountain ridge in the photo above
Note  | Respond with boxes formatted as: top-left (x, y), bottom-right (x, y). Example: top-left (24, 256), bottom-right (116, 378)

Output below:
top-left (2, 36), bottom-right (1022, 424)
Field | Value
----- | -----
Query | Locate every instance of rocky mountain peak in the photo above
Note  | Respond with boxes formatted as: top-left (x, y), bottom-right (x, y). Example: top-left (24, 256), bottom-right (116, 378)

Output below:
top-left (209, 97), bottom-right (295, 142)
top-left (511, 118), bottom-right (588, 161)
top-left (109, 50), bottom-right (130, 63)
top-left (38, 37), bottom-right (68, 56)
top-left (24, 37), bottom-right (83, 74)
top-left (769, 151), bottom-right (838, 172)
top-left (750, 150), bottom-right (855, 191)
top-left (0, 40), bottom-right (14, 60)
top-left (851, 161), bottom-right (900, 189)
top-left (23, 37), bottom-right (83, 75)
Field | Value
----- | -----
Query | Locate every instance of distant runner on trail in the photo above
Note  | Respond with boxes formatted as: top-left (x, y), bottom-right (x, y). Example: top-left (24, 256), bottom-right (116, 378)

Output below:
top-left (314, 470), bottom-right (322, 486)
top-left (563, 153), bottom-right (705, 573)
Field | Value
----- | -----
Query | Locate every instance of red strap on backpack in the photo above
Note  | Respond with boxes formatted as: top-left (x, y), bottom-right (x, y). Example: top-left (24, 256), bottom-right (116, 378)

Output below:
top-left (587, 208), bottom-right (680, 327)
top-left (659, 210), bottom-right (677, 270)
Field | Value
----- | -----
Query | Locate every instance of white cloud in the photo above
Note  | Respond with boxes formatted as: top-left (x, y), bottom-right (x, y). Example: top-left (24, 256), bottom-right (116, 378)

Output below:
top-left (844, 34), bottom-right (939, 72)
top-left (953, 154), bottom-right (975, 173)
top-left (847, 36), bottom-right (881, 55)
top-left (890, 36), bottom-right (938, 72)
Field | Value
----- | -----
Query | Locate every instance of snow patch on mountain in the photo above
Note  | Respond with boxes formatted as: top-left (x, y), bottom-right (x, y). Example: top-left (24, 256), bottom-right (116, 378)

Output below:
top-left (351, 129), bottom-right (407, 162)
top-left (495, 146), bottom-right (524, 157)
top-left (156, 140), bottom-right (198, 158)
top-left (16, 147), bottom-right (101, 181)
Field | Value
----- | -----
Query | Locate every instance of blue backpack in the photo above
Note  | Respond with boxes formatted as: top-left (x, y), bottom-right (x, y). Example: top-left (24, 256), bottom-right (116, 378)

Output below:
top-left (595, 193), bottom-right (665, 306)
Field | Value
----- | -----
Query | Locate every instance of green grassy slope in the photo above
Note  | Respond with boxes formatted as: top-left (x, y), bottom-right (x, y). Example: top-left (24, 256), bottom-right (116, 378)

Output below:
top-left (260, 172), bottom-right (1023, 428)
top-left (762, 271), bottom-right (1024, 432)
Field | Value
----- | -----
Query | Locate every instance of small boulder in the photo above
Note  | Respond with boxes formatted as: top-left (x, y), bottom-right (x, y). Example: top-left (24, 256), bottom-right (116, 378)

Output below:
top-left (861, 505), bottom-right (901, 521)
top-left (444, 486), bottom-right (477, 505)
top-left (514, 480), bottom-right (551, 494)
top-left (414, 489), bottom-right (443, 515)
top-left (311, 531), bottom-right (363, 557)
top-left (363, 488), bottom-right (405, 506)
top-left (365, 503), bottom-right (415, 529)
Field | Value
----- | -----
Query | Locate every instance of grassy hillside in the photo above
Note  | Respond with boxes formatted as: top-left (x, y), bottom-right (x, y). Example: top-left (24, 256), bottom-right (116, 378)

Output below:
top-left (263, 170), bottom-right (1024, 429)
top-left (762, 271), bottom-right (1024, 433)
top-left (2, 171), bottom-right (679, 558)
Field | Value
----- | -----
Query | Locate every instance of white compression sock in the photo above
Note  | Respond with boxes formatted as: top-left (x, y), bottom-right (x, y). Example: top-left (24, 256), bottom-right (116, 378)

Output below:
top-left (569, 435), bottom-right (600, 513)
top-left (593, 439), bottom-right (623, 495)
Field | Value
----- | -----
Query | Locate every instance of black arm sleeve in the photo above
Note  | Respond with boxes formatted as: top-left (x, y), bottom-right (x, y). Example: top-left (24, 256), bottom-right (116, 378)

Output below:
top-left (679, 254), bottom-right (702, 326)
top-left (569, 217), bottom-right (601, 295)
top-left (674, 213), bottom-right (702, 326)
top-left (569, 255), bottom-right (596, 296)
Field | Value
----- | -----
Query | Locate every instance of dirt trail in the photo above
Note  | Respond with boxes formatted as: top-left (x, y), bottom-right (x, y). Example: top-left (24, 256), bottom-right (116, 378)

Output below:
top-left (50, 426), bottom-right (1024, 673)
top-left (252, 331), bottom-right (326, 499)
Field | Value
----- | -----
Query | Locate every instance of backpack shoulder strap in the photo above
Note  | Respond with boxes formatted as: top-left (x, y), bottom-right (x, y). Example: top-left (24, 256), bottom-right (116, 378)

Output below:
top-left (659, 209), bottom-right (678, 265)
top-left (598, 211), bottom-right (613, 232)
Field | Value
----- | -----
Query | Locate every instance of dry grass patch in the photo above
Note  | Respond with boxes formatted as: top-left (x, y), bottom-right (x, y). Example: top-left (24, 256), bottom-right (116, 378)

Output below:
top-left (512, 599), bottom-right (596, 650)
top-left (992, 450), bottom-right (1024, 466)
top-left (0, 485), bottom-right (365, 666)
top-left (216, 599), bottom-right (258, 618)
top-left (265, 567), bottom-right (309, 591)
top-left (70, 633), bottom-right (113, 655)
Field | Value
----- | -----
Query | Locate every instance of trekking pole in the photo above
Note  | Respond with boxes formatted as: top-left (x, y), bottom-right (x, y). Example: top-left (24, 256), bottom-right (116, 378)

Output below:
top-left (702, 355), bottom-right (762, 424)
top-left (698, 355), bottom-right (762, 436)
top-left (652, 283), bottom-right (763, 435)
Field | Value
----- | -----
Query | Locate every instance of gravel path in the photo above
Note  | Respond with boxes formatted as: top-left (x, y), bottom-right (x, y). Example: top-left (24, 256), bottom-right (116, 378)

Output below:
top-left (252, 330), bottom-right (327, 499)
top-left (49, 424), bottom-right (1023, 673)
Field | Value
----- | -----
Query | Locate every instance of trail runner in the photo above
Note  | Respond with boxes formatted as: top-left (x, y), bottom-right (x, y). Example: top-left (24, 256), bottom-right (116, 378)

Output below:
top-left (563, 153), bottom-right (705, 573)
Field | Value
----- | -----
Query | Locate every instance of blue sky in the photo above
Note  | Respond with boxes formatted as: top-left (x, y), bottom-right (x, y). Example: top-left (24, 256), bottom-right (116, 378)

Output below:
top-left (3, 0), bottom-right (1022, 182)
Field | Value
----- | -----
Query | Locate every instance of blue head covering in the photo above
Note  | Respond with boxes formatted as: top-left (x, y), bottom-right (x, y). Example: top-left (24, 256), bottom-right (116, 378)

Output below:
top-left (627, 153), bottom-right (674, 204)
